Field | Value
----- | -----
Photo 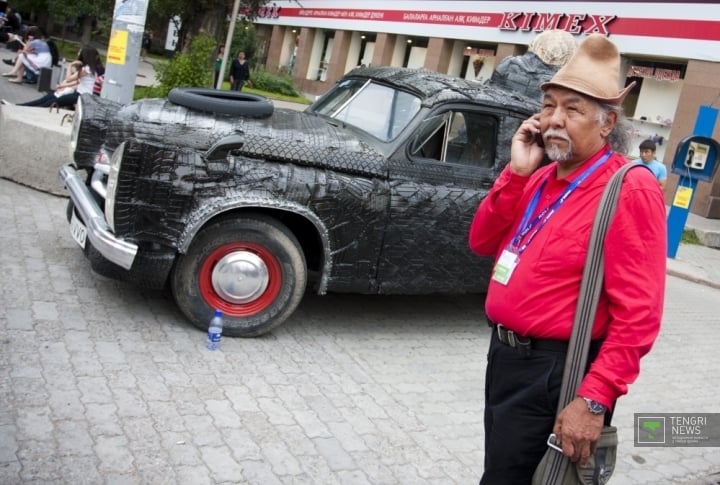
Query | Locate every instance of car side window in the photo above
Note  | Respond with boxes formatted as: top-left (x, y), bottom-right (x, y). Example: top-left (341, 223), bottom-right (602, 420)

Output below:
top-left (412, 111), bottom-right (497, 167)
top-left (410, 113), bottom-right (450, 160)
top-left (446, 112), bottom-right (497, 168)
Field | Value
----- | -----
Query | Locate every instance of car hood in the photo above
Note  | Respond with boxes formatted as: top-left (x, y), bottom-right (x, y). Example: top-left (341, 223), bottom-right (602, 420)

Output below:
top-left (105, 98), bottom-right (388, 177)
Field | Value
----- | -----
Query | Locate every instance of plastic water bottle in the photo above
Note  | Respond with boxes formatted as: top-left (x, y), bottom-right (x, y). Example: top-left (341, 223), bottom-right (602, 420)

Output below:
top-left (206, 309), bottom-right (224, 351)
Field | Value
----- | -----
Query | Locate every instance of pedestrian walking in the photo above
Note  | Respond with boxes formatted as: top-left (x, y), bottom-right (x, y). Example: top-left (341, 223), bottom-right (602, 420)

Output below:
top-left (229, 50), bottom-right (249, 91)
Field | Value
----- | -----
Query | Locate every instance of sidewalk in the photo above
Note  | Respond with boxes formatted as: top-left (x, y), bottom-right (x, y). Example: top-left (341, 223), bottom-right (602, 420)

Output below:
top-left (134, 58), bottom-right (159, 87)
top-left (663, 210), bottom-right (720, 289)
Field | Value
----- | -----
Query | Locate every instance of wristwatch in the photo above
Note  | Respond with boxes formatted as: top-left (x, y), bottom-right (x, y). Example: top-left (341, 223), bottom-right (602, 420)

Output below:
top-left (582, 397), bottom-right (607, 415)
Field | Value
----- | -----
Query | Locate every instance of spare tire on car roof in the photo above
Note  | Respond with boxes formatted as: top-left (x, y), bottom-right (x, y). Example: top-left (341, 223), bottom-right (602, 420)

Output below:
top-left (168, 88), bottom-right (274, 118)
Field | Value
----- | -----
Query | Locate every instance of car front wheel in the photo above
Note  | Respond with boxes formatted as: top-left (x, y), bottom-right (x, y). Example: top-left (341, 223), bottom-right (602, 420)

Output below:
top-left (171, 215), bottom-right (307, 337)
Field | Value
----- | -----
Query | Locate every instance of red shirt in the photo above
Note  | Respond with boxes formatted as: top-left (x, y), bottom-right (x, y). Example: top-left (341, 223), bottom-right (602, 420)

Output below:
top-left (468, 146), bottom-right (666, 408)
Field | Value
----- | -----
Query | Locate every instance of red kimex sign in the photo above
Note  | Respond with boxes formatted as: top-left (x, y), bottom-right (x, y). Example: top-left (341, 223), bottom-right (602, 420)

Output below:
top-left (255, 8), bottom-right (720, 43)
top-left (499, 12), bottom-right (616, 35)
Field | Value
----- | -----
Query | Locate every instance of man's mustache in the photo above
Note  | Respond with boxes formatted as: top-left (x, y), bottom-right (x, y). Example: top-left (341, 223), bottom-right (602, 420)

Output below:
top-left (543, 130), bottom-right (571, 145)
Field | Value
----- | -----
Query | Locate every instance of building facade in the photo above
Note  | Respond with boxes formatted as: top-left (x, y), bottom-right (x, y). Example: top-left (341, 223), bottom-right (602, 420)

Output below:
top-left (252, 1), bottom-right (720, 218)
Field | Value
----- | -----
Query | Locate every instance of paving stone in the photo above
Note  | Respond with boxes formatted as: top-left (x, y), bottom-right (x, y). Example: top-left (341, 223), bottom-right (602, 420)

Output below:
top-left (200, 445), bottom-right (244, 482)
top-left (312, 437), bottom-right (357, 471)
top-left (1, 179), bottom-right (719, 483)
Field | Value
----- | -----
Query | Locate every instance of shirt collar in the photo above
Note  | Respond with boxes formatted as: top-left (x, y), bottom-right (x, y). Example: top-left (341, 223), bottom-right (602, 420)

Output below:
top-left (553, 144), bottom-right (612, 184)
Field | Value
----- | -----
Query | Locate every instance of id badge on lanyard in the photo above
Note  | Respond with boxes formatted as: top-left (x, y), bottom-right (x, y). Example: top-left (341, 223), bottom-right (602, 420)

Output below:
top-left (492, 248), bottom-right (519, 285)
top-left (491, 150), bottom-right (612, 286)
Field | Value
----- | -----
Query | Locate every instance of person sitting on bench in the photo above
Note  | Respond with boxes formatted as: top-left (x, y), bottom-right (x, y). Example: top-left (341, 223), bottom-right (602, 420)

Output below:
top-left (1, 26), bottom-right (51, 83)
top-left (5, 47), bottom-right (100, 108)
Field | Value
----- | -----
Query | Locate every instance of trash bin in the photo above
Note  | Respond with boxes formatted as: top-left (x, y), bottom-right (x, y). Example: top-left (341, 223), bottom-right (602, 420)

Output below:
top-left (37, 67), bottom-right (52, 92)
top-left (36, 65), bottom-right (63, 92)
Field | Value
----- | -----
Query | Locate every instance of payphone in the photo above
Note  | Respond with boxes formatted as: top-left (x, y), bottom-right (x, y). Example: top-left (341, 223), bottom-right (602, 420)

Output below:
top-left (671, 135), bottom-right (719, 182)
top-left (667, 105), bottom-right (720, 259)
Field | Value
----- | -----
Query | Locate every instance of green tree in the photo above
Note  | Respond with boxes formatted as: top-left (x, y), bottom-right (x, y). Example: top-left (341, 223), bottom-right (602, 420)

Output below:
top-left (150, 31), bottom-right (216, 97)
top-left (13, 0), bottom-right (275, 51)
top-left (149, 0), bottom-right (272, 53)
top-left (229, 20), bottom-right (257, 64)
top-left (14, 0), bottom-right (113, 44)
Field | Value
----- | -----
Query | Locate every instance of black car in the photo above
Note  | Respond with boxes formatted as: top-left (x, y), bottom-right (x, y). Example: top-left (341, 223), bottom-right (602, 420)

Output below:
top-left (60, 66), bottom-right (540, 337)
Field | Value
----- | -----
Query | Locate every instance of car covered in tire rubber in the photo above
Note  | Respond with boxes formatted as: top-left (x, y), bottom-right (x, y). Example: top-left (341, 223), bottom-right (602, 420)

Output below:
top-left (60, 66), bottom-right (540, 337)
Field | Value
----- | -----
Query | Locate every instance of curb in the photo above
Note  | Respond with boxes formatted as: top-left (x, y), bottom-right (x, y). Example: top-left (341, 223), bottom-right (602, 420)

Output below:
top-left (666, 268), bottom-right (720, 290)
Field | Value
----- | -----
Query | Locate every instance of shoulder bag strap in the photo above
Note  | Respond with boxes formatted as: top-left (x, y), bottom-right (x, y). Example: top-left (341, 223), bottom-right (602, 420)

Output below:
top-left (542, 162), bottom-right (643, 483)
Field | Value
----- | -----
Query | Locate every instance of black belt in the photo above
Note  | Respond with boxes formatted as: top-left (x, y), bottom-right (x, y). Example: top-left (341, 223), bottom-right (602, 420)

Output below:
top-left (492, 324), bottom-right (570, 355)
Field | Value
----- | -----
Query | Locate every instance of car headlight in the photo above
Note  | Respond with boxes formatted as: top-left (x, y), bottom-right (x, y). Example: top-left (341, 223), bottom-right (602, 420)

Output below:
top-left (90, 149), bottom-right (111, 199)
top-left (69, 95), bottom-right (83, 155)
top-left (105, 142), bottom-right (125, 233)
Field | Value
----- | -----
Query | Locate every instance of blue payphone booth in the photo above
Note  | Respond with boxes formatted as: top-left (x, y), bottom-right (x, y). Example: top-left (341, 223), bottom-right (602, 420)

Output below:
top-left (670, 135), bottom-right (720, 183)
top-left (667, 117), bottom-right (720, 258)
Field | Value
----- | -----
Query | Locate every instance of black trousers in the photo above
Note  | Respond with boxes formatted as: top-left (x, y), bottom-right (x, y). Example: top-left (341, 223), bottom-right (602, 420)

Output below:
top-left (19, 91), bottom-right (78, 108)
top-left (479, 332), bottom-right (609, 484)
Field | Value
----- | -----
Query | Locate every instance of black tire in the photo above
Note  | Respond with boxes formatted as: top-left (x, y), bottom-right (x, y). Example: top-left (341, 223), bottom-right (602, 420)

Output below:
top-left (171, 215), bottom-right (307, 337)
top-left (167, 88), bottom-right (274, 118)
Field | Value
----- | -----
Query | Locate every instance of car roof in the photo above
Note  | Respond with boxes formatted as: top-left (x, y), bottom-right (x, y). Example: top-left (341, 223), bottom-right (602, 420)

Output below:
top-left (343, 66), bottom-right (540, 113)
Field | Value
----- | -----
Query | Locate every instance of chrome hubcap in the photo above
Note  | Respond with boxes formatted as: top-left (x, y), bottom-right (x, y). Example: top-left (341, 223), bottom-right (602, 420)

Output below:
top-left (211, 251), bottom-right (269, 304)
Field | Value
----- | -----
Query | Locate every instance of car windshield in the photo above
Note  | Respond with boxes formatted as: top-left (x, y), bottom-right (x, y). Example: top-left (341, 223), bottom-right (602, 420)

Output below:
top-left (310, 78), bottom-right (421, 142)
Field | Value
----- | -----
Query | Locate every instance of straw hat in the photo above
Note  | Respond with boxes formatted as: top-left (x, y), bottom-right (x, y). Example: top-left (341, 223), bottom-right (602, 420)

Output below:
top-left (540, 34), bottom-right (635, 105)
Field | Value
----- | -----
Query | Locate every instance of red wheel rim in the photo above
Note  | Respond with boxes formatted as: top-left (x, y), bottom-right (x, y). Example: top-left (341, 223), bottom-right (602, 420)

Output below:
top-left (198, 242), bottom-right (282, 317)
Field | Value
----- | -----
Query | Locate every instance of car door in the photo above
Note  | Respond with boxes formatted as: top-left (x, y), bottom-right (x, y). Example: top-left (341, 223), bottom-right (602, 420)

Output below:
top-left (376, 107), bottom-right (501, 294)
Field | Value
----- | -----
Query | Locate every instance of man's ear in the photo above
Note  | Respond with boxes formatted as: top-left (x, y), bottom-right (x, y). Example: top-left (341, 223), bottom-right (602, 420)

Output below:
top-left (601, 110), bottom-right (617, 138)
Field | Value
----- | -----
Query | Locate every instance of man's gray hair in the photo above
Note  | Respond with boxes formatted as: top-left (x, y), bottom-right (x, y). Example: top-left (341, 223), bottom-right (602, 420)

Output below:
top-left (598, 101), bottom-right (632, 155)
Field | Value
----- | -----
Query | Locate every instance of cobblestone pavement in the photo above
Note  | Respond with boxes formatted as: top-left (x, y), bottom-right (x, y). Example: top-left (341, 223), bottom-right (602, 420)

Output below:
top-left (1, 178), bottom-right (719, 484)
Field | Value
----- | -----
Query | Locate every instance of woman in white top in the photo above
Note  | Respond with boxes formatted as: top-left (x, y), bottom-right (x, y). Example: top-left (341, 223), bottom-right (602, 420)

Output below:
top-left (14, 47), bottom-right (101, 108)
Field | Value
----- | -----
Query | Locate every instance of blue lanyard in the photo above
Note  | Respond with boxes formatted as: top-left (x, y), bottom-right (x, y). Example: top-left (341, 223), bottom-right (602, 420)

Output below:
top-left (511, 151), bottom-right (612, 254)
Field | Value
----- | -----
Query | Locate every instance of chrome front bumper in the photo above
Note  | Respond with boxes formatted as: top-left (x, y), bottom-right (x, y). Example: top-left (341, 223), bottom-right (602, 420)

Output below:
top-left (59, 164), bottom-right (138, 270)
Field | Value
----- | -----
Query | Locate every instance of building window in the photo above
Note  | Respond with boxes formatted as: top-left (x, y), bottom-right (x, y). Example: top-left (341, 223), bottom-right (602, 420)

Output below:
top-left (403, 36), bottom-right (429, 67)
top-left (624, 59), bottom-right (686, 120)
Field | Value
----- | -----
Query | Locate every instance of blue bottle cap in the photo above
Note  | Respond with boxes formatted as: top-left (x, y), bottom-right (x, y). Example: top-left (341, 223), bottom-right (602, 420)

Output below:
top-left (214, 309), bottom-right (222, 317)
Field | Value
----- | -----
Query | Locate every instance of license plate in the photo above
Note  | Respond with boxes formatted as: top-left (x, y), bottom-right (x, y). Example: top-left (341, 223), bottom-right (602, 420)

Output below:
top-left (70, 210), bottom-right (87, 249)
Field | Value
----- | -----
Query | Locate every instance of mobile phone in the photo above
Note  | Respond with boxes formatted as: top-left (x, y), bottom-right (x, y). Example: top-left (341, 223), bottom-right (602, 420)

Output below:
top-left (547, 433), bottom-right (563, 453)
top-left (534, 131), bottom-right (545, 148)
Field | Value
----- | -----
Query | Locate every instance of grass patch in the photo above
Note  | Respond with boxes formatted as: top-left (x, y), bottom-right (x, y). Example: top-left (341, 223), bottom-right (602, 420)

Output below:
top-left (202, 79), bottom-right (311, 104)
top-left (682, 229), bottom-right (701, 245)
top-left (245, 86), bottom-right (312, 105)
top-left (55, 39), bottom-right (82, 62)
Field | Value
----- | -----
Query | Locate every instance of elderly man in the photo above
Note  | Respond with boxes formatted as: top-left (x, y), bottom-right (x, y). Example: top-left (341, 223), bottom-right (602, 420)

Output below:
top-left (469, 34), bottom-right (666, 484)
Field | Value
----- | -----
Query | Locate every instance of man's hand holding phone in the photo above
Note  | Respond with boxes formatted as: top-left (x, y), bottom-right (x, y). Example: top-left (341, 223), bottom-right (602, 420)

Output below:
top-left (508, 114), bottom-right (546, 177)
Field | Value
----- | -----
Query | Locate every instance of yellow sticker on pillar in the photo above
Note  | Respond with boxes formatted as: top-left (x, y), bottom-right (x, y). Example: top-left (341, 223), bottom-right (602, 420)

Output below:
top-left (673, 186), bottom-right (693, 209)
top-left (107, 30), bottom-right (129, 65)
